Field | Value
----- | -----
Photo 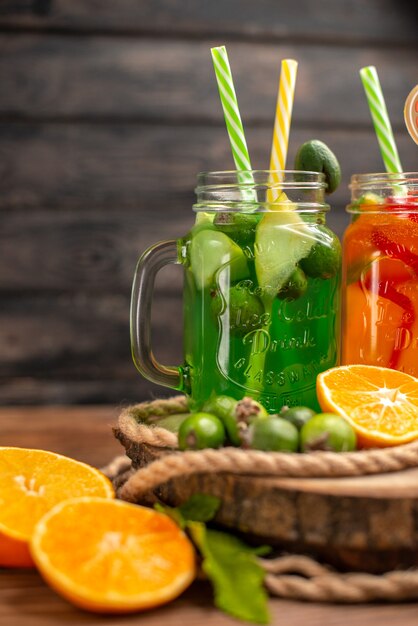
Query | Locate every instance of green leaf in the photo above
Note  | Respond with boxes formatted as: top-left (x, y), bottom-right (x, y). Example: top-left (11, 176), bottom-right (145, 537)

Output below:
top-left (189, 522), bottom-right (270, 624)
top-left (252, 545), bottom-right (272, 557)
top-left (178, 494), bottom-right (221, 522)
top-left (154, 503), bottom-right (186, 529)
top-left (154, 494), bottom-right (221, 528)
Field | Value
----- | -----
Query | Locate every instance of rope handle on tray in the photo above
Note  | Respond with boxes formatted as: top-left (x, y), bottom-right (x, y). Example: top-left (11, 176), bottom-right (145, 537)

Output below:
top-left (100, 454), bottom-right (418, 604)
top-left (260, 554), bottom-right (418, 602)
top-left (115, 397), bottom-right (418, 502)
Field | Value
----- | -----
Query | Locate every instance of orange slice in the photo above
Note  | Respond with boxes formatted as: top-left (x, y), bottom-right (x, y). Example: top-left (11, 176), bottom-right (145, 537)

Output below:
top-left (31, 497), bottom-right (196, 613)
top-left (0, 447), bottom-right (114, 567)
top-left (317, 365), bottom-right (418, 447)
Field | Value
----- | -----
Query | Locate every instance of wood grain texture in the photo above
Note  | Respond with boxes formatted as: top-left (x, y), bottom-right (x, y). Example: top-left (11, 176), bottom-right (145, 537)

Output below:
top-left (0, 292), bottom-right (182, 404)
top-left (1, 0), bottom-right (417, 45)
top-left (0, 405), bottom-right (121, 465)
top-left (119, 437), bottom-right (418, 573)
top-left (2, 407), bottom-right (418, 624)
top-left (0, 206), bottom-right (346, 293)
top-left (0, 292), bottom-right (182, 380)
top-left (0, 209), bottom-right (187, 292)
top-left (0, 1), bottom-right (417, 405)
top-left (0, 293), bottom-right (134, 377)
top-left (0, 378), bottom-right (172, 406)
top-left (0, 36), bottom-right (415, 125)
top-left (4, 570), bottom-right (418, 626)
top-left (0, 120), bottom-right (415, 404)
top-left (0, 124), bottom-right (416, 213)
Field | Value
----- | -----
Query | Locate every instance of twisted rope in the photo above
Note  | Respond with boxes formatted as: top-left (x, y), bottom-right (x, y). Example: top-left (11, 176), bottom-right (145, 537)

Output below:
top-left (111, 397), bottom-right (418, 603)
top-left (103, 455), bottom-right (418, 603)
top-left (100, 455), bottom-right (131, 480)
top-left (116, 403), bottom-right (418, 500)
top-left (118, 441), bottom-right (418, 500)
top-left (120, 396), bottom-right (188, 425)
top-left (260, 554), bottom-right (418, 602)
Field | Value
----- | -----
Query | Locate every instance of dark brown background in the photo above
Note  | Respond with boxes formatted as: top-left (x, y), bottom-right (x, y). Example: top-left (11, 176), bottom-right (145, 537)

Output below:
top-left (0, 0), bottom-right (417, 405)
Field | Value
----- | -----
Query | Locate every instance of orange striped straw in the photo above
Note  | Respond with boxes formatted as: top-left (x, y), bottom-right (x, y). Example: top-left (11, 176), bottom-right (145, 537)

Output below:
top-left (268, 59), bottom-right (298, 201)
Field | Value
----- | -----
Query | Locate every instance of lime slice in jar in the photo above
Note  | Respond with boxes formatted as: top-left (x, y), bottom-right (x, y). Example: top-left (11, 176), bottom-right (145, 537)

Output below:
top-left (195, 211), bottom-right (215, 225)
top-left (190, 229), bottom-right (249, 290)
top-left (255, 196), bottom-right (314, 298)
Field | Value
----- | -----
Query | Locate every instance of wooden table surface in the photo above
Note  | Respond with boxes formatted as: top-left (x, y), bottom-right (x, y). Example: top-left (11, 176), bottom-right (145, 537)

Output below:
top-left (1, 405), bottom-right (418, 626)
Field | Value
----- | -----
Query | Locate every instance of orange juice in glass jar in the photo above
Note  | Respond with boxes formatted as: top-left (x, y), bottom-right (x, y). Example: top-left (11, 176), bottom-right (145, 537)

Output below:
top-left (342, 173), bottom-right (418, 375)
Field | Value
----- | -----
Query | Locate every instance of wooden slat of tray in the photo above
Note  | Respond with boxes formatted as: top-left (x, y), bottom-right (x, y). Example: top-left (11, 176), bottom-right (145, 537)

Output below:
top-left (123, 441), bottom-right (418, 573)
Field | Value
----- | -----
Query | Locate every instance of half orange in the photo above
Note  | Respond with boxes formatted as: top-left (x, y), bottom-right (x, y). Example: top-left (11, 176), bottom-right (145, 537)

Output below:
top-left (317, 365), bottom-right (418, 447)
top-left (0, 447), bottom-right (114, 567)
top-left (31, 497), bottom-right (196, 613)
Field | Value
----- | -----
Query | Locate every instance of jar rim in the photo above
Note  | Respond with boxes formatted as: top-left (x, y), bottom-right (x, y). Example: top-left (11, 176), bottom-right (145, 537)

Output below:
top-left (196, 170), bottom-right (327, 189)
top-left (194, 170), bottom-right (330, 213)
top-left (193, 202), bottom-right (330, 213)
top-left (347, 203), bottom-right (418, 215)
top-left (348, 172), bottom-right (418, 212)
top-left (350, 172), bottom-right (418, 187)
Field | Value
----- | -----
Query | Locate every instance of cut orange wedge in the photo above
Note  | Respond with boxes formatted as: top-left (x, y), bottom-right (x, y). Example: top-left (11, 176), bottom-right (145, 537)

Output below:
top-left (317, 365), bottom-right (418, 447)
top-left (0, 447), bottom-right (114, 567)
top-left (31, 497), bottom-right (196, 613)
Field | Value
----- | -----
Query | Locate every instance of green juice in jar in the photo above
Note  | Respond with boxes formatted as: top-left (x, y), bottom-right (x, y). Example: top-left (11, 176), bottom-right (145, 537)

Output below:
top-left (183, 199), bottom-right (341, 413)
top-left (130, 170), bottom-right (341, 413)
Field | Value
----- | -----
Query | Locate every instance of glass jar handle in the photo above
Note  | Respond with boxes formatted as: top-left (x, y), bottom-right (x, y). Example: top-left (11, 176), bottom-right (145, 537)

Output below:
top-left (130, 240), bottom-right (183, 391)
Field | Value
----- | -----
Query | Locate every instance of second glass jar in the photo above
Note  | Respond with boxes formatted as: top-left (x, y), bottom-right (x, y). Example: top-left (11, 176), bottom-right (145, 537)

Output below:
top-left (342, 173), bottom-right (418, 375)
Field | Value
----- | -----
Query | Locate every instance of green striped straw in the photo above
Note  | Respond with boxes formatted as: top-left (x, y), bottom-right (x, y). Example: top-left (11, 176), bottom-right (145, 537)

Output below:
top-left (360, 66), bottom-right (403, 173)
top-left (211, 45), bottom-right (260, 389)
top-left (211, 46), bottom-right (257, 202)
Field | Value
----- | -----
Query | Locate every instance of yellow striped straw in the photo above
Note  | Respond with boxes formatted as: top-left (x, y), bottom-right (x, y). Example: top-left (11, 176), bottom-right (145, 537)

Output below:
top-left (268, 59), bottom-right (298, 202)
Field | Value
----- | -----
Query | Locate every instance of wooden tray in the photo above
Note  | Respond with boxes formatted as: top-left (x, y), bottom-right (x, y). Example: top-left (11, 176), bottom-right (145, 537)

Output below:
top-left (115, 425), bottom-right (418, 574)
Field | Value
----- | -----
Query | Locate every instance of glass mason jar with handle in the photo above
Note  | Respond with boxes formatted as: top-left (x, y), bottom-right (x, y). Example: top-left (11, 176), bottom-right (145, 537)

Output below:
top-left (342, 173), bottom-right (418, 374)
top-left (131, 171), bottom-right (341, 413)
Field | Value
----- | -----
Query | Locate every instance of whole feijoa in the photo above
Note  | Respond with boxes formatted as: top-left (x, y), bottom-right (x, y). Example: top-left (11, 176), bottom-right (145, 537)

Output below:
top-left (202, 395), bottom-right (241, 446)
top-left (299, 225), bottom-right (342, 279)
top-left (280, 405), bottom-right (316, 430)
top-left (300, 413), bottom-right (357, 452)
top-left (235, 397), bottom-right (269, 424)
top-left (178, 413), bottom-right (226, 450)
top-left (294, 139), bottom-right (341, 194)
top-left (248, 416), bottom-right (299, 452)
